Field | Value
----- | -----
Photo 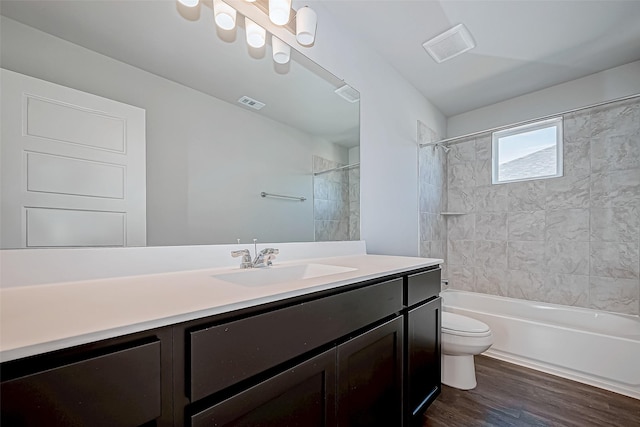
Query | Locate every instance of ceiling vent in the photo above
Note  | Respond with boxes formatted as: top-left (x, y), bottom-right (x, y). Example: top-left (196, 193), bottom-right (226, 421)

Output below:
top-left (334, 84), bottom-right (360, 103)
top-left (422, 24), bottom-right (476, 63)
top-left (238, 95), bottom-right (265, 110)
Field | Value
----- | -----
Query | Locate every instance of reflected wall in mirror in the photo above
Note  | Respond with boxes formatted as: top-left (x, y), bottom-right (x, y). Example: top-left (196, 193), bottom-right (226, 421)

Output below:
top-left (0, 0), bottom-right (360, 248)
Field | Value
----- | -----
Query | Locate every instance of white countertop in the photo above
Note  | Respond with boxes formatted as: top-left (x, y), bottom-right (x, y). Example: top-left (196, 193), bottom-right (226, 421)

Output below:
top-left (0, 254), bottom-right (442, 362)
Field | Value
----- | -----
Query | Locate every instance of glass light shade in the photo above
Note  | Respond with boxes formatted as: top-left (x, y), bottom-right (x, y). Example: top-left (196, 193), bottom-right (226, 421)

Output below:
top-left (272, 36), bottom-right (290, 64)
top-left (269, 0), bottom-right (292, 26)
top-left (296, 6), bottom-right (317, 46)
top-left (245, 18), bottom-right (266, 48)
top-left (213, 0), bottom-right (236, 30)
top-left (178, 0), bottom-right (199, 7)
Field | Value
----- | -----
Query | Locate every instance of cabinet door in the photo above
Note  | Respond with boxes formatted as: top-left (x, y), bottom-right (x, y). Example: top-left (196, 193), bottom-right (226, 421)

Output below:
top-left (191, 348), bottom-right (336, 427)
top-left (337, 317), bottom-right (403, 427)
top-left (406, 297), bottom-right (441, 425)
top-left (1, 341), bottom-right (162, 427)
top-left (189, 278), bottom-right (402, 401)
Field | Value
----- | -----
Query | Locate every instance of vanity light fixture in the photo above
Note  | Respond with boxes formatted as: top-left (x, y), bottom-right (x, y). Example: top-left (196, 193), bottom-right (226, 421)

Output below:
top-left (245, 17), bottom-right (266, 48)
top-left (178, 0), bottom-right (199, 7)
top-left (244, 0), bottom-right (318, 47)
top-left (272, 35), bottom-right (290, 64)
top-left (268, 0), bottom-right (292, 25)
top-left (205, 0), bottom-right (318, 63)
top-left (295, 6), bottom-right (317, 46)
top-left (213, 0), bottom-right (237, 30)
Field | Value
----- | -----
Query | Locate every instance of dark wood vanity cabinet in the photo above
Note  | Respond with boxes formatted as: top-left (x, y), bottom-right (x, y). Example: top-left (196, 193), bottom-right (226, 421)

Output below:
top-left (187, 278), bottom-right (403, 402)
top-left (191, 348), bottom-right (337, 427)
top-left (1, 265), bottom-right (441, 427)
top-left (181, 277), bottom-right (405, 426)
top-left (0, 328), bottom-right (173, 427)
top-left (404, 269), bottom-right (442, 426)
top-left (337, 317), bottom-right (404, 426)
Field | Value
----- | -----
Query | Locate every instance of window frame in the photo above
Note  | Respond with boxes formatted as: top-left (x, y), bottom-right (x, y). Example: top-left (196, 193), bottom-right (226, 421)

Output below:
top-left (491, 117), bottom-right (563, 185)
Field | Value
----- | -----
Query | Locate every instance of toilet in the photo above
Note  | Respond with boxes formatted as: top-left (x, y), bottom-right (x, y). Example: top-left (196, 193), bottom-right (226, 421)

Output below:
top-left (441, 311), bottom-right (493, 390)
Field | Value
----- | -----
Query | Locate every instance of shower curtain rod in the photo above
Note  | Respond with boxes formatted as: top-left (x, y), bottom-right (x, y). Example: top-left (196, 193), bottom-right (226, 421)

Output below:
top-left (419, 92), bottom-right (640, 148)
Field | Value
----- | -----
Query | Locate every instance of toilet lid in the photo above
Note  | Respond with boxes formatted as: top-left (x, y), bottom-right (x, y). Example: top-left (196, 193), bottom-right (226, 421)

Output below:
top-left (442, 311), bottom-right (490, 334)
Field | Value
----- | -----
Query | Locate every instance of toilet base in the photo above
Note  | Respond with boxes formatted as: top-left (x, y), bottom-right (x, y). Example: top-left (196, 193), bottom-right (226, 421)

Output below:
top-left (442, 354), bottom-right (477, 390)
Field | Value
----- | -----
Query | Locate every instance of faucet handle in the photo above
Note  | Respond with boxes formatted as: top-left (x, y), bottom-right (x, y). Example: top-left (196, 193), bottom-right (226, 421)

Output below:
top-left (260, 248), bottom-right (279, 255)
top-left (255, 248), bottom-right (278, 267)
top-left (264, 254), bottom-right (277, 266)
top-left (231, 249), bottom-right (252, 269)
top-left (231, 249), bottom-right (250, 258)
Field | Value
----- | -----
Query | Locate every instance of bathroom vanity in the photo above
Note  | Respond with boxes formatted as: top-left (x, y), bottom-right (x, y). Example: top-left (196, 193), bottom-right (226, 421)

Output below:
top-left (0, 255), bottom-right (441, 426)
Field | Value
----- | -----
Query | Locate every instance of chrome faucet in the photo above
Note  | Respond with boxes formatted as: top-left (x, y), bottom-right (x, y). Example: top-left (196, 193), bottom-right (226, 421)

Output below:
top-left (252, 248), bottom-right (279, 268)
top-left (231, 239), bottom-right (279, 269)
top-left (231, 249), bottom-right (252, 269)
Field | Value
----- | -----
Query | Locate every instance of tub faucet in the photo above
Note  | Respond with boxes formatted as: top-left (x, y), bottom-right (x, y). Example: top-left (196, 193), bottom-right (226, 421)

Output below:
top-left (252, 248), bottom-right (279, 268)
top-left (231, 249), bottom-right (252, 269)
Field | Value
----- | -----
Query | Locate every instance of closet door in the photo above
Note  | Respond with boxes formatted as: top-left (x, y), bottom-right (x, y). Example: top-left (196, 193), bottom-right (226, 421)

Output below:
top-left (1, 69), bottom-right (146, 248)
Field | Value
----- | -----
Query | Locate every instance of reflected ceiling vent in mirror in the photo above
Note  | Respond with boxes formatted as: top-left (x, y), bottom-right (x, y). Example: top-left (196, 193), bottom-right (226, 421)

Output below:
top-left (422, 24), bottom-right (476, 63)
top-left (334, 85), bottom-right (360, 103)
top-left (238, 96), bottom-right (266, 110)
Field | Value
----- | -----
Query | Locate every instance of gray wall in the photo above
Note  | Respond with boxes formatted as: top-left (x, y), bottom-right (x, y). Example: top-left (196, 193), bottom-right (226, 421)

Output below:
top-left (270, 1), bottom-right (448, 257)
top-left (1, 16), bottom-right (349, 245)
top-left (447, 60), bottom-right (640, 138)
top-left (420, 97), bottom-right (640, 315)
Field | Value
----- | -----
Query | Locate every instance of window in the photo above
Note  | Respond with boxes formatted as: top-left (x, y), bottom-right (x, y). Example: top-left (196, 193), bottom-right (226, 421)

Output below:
top-left (492, 117), bottom-right (563, 184)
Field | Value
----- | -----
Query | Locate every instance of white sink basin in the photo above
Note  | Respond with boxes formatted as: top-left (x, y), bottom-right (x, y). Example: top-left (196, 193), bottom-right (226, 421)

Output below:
top-left (213, 263), bottom-right (357, 287)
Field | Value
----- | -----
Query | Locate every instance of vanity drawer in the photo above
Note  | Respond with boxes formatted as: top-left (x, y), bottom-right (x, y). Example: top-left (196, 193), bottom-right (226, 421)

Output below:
top-left (406, 268), bottom-right (441, 306)
top-left (189, 278), bottom-right (402, 401)
top-left (1, 340), bottom-right (162, 427)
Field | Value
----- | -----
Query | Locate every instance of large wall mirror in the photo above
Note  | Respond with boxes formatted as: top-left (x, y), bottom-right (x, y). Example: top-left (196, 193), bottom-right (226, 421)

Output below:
top-left (0, 0), bottom-right (360, 248)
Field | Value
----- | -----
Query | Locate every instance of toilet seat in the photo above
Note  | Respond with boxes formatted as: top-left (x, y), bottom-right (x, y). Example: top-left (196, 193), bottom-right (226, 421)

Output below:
top-left (442, 312), bottom-right (491, 337)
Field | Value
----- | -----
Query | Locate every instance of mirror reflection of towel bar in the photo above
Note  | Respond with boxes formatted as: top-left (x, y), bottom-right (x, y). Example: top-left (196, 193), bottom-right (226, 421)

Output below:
top-left (261, 192), bottom-right (306, 202)
top-left (313, 162), bottom-right (360, 176)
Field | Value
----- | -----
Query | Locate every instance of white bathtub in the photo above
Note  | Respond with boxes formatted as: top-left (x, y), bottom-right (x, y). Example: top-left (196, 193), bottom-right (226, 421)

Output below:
top-left (440, 289), bottom-right (640, 400)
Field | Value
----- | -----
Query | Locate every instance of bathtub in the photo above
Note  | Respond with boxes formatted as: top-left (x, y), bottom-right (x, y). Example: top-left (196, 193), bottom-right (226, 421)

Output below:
top-left (440, 289), bottom-right (640, 400)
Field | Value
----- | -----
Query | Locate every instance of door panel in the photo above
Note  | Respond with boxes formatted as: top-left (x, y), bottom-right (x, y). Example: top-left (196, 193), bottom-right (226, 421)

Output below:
top-left (1, 69), bottom-right (146, 248)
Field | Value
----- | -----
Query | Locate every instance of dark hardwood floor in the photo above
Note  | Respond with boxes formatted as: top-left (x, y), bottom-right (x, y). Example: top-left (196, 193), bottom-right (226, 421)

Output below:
top-left (423, 355), bottom-right (640, 427)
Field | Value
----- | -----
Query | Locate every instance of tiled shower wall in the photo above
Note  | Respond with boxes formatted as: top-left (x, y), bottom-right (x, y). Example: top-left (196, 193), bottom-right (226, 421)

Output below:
top-left (348, 166), bottom-right (361, 241)
top-left (313, 155), bottom-right (360, 241)
top-left (418, 120), bottom-right (447, 261)
top-left (419, 97), bottom-right (640, 315)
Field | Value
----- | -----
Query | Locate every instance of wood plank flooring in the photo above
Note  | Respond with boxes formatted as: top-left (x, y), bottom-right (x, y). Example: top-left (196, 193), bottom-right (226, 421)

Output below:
top-left (423, 355), bottom-right (640, 427)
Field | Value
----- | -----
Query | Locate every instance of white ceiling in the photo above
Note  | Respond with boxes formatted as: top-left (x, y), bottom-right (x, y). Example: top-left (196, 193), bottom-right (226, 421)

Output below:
top-left (317, 0), bottom-right (640, 116)
top-left (3, 0), bottom-right (640, 123)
